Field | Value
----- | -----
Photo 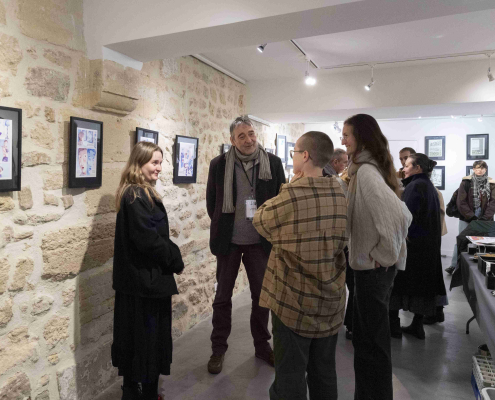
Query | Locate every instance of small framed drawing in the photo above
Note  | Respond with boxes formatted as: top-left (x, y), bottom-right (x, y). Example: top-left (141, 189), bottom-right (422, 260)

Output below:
top-left (0, 106), bottom-right (22, 192)
top-left (286, 142), bottom-right (295, 167)
top-left (431, 166), bottom-right (445, 190)
top-left (466, 165), bottom-right (488, 176)
top-left (467, 134), bottom-right (489, 160)
top-left (276, 134), bottom-right (287, 162)
top-left (221, 144), bottom-right (231, 154)
top-left (425, 136), bottom-right (445, 161)
top-left (136, 127), bottom-right (159, 144)
top-left (173, 135), bottom-right (199, 184)
top-left (69, 117), bottom-right (103, 188)
top-left (265, 148), bottom-right (274, 154)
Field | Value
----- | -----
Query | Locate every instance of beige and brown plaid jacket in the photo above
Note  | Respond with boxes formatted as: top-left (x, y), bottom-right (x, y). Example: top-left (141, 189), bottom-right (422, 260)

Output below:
top-left (253, 176), bottom-right (348, 338)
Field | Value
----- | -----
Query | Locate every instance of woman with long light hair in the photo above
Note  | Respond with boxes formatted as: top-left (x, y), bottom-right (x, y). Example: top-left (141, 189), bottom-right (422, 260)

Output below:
top-left (112, 141), bottom-right (184, 400)
top-left (343, 114), bottom-right (412, 399)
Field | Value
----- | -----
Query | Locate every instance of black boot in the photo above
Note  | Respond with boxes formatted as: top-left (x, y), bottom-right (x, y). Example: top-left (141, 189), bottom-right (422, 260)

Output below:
top-left (424, 306), bottom-right (445, 325)
top-left (402, 314), bottom-right (425, 340)
top-left (436, 306), bottom-right (445, 323)
top-left (121, 383), bottom-right (141, 400)
top-left (389, 310), bottom-right (402, 339)
top-left (142, 379), bottom-right (159, 400)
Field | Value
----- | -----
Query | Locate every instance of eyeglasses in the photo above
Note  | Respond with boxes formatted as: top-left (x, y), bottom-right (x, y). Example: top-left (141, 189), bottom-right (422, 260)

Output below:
top-left (340, 135), bottom-right (349, 141)
top-left (290, 150), bottom-right (305, 159)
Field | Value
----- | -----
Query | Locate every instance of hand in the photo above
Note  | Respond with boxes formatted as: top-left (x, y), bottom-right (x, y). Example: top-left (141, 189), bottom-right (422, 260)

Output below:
top-left (374, 260), bottom-right (381, 269)
top-left (291, 171), bottom-right (304, 183)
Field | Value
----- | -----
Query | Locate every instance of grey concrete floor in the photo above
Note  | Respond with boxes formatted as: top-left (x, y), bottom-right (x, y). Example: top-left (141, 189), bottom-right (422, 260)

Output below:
top-left (98, 257), bottom-right (485, 399)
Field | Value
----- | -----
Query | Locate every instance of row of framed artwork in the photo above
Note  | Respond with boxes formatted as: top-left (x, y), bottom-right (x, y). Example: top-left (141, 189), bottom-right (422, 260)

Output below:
top-left (425, 134), bottom-right (489, 161)
top-left (0, 105), bottom-right (200, 193)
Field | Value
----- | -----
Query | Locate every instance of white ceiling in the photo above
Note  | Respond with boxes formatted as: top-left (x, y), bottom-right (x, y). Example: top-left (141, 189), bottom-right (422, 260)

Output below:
top-left (83, 0), bottom-right (495, 122)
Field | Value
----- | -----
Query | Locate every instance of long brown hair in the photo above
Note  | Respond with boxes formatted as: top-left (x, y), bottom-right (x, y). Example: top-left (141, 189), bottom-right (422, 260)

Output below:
top-left (344, 114), bottom-right (401, 197)
top-left (115, 142), bottom-right (163, 212)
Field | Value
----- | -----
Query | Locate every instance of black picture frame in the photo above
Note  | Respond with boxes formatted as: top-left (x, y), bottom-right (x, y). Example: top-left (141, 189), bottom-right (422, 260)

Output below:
top-left (425, 136), bottom-right (445, 161)
top-left (276, 134), bottom-right (287, 163)
top-left (173, 135), bottom-right (198, 184)
top-left (286, 142), bottom-right (295, 168)
top-left (0, 106), bottom-right (22, 192)
top-left (466, 165), bottom-right (488, 176)
top-left (431, 166), bottom-right (445, 190)
top-left (69, 117), bottom-right (103, 188)
top-left (136, 127), bottom-right (159, 145)
top-left (467, 134), bottom-right (489, 160)
top-left (221, 143), bottom-right (231, 154)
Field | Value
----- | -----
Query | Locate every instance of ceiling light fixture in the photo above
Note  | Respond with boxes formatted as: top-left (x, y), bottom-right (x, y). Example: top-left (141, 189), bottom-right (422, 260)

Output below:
top-left (488, 54), bottom-right (494, 82)
top-left (478, 115), bottom-right (483, 122)
top-left (257, 44), bottom-right (267, 53)
top-left (365, 65), bottom-right (374, 91)
top-left (304, 59), bottom-right (316, 86)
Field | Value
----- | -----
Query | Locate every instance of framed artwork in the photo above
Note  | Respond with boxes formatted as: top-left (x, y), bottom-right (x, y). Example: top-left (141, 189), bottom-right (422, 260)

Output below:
top-left (136, 127), bottom-right (159, 144)
top-left (276, 134), bottom-right (287, 162)
top-left (173, 135), bottom-right (198, 184)
top-left (221, 144), bottom-right (231, 154)
top-left (425, 136), bottom-right (445, 161)
top-left (286, 142), bottom-right (295, 167)
top-left (430, 166), bottom-right (445, 190)
top-left (69, 117), bottom-right (103, 188)
top-left (467, 134), bottom-right (489, 160)
top-left (466, 166), bottom-right (488, 176)
top-left (265, 148), bottom-right (274, 154)
top-left (0, 106), bottom-right (22, 192)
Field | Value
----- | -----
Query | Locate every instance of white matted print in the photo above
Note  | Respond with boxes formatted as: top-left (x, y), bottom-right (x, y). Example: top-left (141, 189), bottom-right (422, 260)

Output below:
top-left (428, 139), bottom-right (443, 158)
top-left (76, 127), bottom-right (98, 178)
top-left (0, 119), bottom-right (13, 180)
top-left (178, 142), bottom-right (195, 177)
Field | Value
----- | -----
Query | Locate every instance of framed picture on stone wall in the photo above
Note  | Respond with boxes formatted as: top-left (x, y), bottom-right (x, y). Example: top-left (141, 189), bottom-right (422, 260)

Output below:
top-left (173, 135), bottom-right (198, 184)
top-left (276, 134), bottom-right (287, 163)
top-left (431, 166), bottom-right (445, 190)
top-left (425, 136), bottom-right (445, 161)
top-left (136, 127), bottom-right (159, 145)
top-left (467, 134), bottom-right (489, 160)
top-left (69, 116), bottom-right (103, 188)
top-left (0, 106), bottom-right (22, 192)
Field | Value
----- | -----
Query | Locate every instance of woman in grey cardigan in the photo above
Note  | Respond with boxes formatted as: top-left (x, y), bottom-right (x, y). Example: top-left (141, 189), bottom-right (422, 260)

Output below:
top-left (343, 114), bottom-right (412, 400)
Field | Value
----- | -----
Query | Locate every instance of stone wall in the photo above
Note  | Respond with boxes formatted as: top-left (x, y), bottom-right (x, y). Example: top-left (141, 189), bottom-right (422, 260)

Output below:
top-left (0, 1), bottom-right (304, 399)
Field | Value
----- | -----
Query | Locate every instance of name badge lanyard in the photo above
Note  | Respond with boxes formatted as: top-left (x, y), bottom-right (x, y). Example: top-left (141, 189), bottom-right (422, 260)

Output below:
top-left (240, 160), bottom-right (257, 220)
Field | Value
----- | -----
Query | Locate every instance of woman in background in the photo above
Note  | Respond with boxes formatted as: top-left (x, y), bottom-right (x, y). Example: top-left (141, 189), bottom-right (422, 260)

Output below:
top-left (112, 142), bottom-right (184, 400)
top-left (343, 114), bottom-right (411, 400)
top-left (389, 153), bottom-right (446, 340)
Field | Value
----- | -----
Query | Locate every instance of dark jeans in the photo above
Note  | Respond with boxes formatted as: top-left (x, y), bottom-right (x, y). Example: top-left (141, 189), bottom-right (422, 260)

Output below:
top-left (353, 266), bottom-right (397, 400)
top-left (211, 243), bottom-right (271, 355)
top-left (270, 312), bottom-right (338, 400)
top-left (344, 248), bottom-right (354, 330)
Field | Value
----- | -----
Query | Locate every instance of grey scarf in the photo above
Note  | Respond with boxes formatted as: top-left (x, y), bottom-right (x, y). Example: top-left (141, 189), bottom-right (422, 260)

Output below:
top-left (222, 143), bottom-right (272, 213)
top-left (472, 173), bottom-right (490, 209)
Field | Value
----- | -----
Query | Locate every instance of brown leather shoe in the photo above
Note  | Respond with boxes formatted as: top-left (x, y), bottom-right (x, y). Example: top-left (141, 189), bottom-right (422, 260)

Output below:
top-left (207, 353), bottom-right (225, 374)
top-left (255, 349), bottom-right (275, 367)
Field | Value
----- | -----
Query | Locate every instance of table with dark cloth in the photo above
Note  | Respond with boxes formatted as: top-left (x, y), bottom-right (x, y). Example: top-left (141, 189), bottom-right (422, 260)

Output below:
top-left (460, 252), bottom-right (495, 355)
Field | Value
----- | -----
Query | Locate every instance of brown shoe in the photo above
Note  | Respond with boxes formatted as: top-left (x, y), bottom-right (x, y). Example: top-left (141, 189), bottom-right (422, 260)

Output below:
top-left (207, 353), bottom-right (225, 374)
top-left (255, 349), bottom-right (275, 367)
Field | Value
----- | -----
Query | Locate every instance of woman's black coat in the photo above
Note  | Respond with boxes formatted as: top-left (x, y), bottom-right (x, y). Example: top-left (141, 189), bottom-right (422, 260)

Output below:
top-left (392, 173), bottom-right (446, 297)
top-left (113, 186), bottom-right (184, 298)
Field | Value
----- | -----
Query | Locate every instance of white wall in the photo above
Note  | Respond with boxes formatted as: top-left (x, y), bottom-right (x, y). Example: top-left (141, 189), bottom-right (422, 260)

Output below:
top-left (306, 116), bottom-right (495, 255)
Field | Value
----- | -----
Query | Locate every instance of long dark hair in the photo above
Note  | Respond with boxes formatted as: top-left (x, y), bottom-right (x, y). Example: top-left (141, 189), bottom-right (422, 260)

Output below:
top-left (344, 114), bottom-right (400, 197)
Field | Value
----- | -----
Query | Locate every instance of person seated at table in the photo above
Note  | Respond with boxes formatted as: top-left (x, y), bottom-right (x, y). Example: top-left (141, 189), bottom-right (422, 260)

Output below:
top-left (389, 153), bottom-right (446, 340)
top-left (446, 160), bottom-right (495, 275)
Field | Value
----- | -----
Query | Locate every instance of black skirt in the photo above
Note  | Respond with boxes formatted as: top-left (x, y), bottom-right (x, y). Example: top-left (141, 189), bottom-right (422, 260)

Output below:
top-left (112, 291), bottom-right (173, 382)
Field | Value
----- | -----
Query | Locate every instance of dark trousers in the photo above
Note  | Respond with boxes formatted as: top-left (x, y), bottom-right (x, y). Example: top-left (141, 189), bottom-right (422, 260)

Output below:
top-left (344, 248), bottom-right (354, 330)
top-left (269, 312), bottom-right (338, 400)
top-left (353, 267), bottom-right (397, 400)
top-left (211, 243), bottom-right (271, 355)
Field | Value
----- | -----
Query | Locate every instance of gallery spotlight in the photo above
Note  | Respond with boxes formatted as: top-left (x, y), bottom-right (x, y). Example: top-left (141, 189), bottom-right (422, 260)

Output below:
top-left (304, 59), bottom-right (316, 85)
top-left (365, 65), bottom-right (374, 91)
top-left (257, 44), bottom-right (267, 53)
top-left (334, 121), bottom-right (341, 133)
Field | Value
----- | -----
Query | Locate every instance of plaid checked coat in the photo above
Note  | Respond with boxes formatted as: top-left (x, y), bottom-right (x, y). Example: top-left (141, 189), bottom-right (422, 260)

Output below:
top-left (253, 176), bottom-right (348, 338)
